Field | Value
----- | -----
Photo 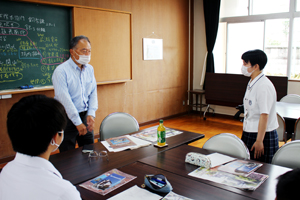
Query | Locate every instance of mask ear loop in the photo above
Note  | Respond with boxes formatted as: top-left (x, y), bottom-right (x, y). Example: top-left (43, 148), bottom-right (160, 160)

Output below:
top-left (50, 138), bottom-right (60, 152)
top-left (73, 49), bottom-right (79, 56)
top-left (50, 139), bottom-right (58, 146)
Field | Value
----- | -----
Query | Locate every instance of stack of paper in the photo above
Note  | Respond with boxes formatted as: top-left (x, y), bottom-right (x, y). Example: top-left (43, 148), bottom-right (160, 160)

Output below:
top-left (188, 153), bottom-right (267, 191)
top-left (102, 135), bottom-right (152, 152)
top-left (80, 169), bottom-right (136, 195)
top-left (218, 160), bottom-right (263, 175)
top-left (107, 185), bottom-right (161, 200)
top-left (206, 153), bottom-right (237, 168)
top-left (162, 191), bottom-right (193, 200)
top-left (188, 167), bottom-right (268, 191)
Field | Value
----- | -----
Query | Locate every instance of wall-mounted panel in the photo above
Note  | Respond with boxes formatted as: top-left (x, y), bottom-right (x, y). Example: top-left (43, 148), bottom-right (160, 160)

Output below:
top-left (73, 7), bottom-right (132, 83)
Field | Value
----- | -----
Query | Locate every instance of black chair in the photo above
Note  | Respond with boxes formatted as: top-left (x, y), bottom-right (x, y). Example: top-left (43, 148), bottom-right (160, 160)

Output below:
top-left (234, 104), bottom-right (244, 122)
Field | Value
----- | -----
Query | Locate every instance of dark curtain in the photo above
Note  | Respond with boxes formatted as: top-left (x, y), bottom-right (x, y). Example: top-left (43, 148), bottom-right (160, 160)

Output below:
top-left (203, 0), bottom-right (221, 74)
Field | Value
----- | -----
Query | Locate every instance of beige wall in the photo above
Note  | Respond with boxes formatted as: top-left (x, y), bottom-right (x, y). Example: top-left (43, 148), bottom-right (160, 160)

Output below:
top-left (193, 0), bottom-right (300, 116)
top-left (0, 0), bottom-right (190, 159)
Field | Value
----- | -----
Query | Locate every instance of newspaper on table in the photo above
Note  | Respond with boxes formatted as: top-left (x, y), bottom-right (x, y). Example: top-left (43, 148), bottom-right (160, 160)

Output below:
top-left (132, 125), bottom-right (183, 142)
top-left (106, 135), bottom-right (137, 149)
top-left (79, 169), bottom-right (136, 196)
top-left (188, 167), bottom-right (268, 191)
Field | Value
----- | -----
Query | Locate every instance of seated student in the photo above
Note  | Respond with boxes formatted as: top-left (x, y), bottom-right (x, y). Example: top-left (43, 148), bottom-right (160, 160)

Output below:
top-left (276, 168), bottom-right (300, 200)
top-left (0, 95), bottom-right (81, 200)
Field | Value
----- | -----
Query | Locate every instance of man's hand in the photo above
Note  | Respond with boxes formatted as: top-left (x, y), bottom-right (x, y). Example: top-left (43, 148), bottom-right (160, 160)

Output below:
top-left (251, 140), bottom-right (264, 159)
top-left (86, 115), bottom-right (95, 132)
top-left (76, 123), bottom-right (87, 136)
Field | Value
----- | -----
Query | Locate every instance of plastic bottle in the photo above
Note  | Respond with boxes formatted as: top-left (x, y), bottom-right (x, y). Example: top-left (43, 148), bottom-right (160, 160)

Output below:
top-left (157, 119), bottom-right (166, 146)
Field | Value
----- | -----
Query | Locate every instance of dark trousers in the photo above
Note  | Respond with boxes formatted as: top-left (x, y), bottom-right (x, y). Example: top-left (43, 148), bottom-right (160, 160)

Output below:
top-left (59, 111), bottom-right (94, 152)
top-left (241, 130), bottom-right (279, 164)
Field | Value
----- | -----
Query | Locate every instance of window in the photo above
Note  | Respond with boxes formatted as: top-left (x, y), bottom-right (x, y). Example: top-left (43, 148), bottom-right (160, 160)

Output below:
top-left (264, 19), bottom-right (289, 76)
top-left (291, 18), bottom-right (300, 79)
top-left (296, 0), bottom-right (300, 11)
top-left (226, 22), bottom-right (263, 74)
top-left (214, 22), bottom-right (226, 73)
top-left (220, 0), bottom-right (248, 18)
top-left (214, 0), bottom-right (300, 80)
top-left (252, 0), bottom-right (289, 15)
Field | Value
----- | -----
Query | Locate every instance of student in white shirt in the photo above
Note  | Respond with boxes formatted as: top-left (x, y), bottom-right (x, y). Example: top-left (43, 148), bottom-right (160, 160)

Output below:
top-left (240, 49), bottom-right (279, 163)
top-left (0, 95), bottom-right (81, 200)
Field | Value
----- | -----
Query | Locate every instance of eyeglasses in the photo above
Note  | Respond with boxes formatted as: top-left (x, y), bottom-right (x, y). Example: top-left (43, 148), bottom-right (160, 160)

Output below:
top-left (77, 48), bottom-right (91, 54)
top-left (88, 150), bottom-right (109, 161)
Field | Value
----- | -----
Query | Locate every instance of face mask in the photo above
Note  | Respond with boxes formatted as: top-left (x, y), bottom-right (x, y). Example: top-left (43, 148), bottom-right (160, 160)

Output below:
top-left (241, 65), bottom-right (254, 77)
top-left (74, 50), bottom-right (91, 65)
top-left (50, 132), bottom-right (64, 152)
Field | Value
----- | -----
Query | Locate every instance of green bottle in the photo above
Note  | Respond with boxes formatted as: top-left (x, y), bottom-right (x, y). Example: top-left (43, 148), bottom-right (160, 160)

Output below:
top-left (157, 119), bottom-right (166, 146)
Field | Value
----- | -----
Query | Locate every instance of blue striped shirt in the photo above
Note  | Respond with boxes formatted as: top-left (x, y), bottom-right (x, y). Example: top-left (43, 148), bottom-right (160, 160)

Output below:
top-left (52, 58), bottom-right (98, 126)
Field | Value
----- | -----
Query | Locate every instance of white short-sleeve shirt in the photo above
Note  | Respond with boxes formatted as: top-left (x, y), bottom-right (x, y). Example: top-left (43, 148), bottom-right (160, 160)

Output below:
top-left (0, 153), bottom-right (81, 200)
top-left (243, 73), bottom-right (278, 132)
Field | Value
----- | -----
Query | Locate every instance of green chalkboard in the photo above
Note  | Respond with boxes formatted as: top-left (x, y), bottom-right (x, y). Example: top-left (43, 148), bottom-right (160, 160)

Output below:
top-left (0, 0), bottom-right (71, 90)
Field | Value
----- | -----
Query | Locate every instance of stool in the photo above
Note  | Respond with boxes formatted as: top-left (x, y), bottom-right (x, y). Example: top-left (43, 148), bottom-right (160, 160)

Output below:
top-left (189, 89), bottom-right (207, 117)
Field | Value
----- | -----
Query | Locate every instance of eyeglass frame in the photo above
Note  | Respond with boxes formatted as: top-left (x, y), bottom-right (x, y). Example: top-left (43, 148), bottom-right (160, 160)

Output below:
top-left (88, 150), bottom-right (109, 161)
top-left (74, 48), bottom-right (91, 55)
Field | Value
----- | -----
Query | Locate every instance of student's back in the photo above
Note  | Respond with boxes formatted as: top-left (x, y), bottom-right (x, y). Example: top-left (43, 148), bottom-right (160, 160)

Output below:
top-left (0, 95), bottom-right (81, 200)
top-left (0, 153), bottom-right (80, 200)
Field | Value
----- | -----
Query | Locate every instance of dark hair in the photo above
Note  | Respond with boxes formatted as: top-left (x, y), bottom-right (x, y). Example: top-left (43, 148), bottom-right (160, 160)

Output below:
top-left (7, 95), bottom-right (67, 156)
top-left (69, 35), bottom-right (91, 49)
top-left (276, 168), bottom-right (300, 200)
top-left (241, 49), bottom-right (268, 70)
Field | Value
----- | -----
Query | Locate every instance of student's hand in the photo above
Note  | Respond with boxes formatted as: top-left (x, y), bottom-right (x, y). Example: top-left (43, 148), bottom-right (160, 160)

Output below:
top-left (86, 115), bottom-right (95, 132)
top-left (251, 141), bottom-right (264, 159)
top-left (76, 123), bottom-right (87, 136)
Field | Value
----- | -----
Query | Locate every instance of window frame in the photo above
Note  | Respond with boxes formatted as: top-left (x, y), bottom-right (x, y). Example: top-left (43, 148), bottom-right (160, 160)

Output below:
top-left (218, 0), bottom-right (300, 80)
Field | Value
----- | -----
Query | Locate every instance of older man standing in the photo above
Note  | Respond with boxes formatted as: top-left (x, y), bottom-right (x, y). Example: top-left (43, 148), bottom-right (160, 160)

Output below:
top-left (52, 35), bottom-right (98, 152)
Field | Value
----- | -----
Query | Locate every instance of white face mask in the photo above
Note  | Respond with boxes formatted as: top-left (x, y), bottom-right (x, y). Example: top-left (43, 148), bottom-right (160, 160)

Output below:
top-left (74, 50), bottom-right (91, 65)
top-left (50, 131), bottom-right (64, 152)
top-left (241, 65), bottom-right (254, 77)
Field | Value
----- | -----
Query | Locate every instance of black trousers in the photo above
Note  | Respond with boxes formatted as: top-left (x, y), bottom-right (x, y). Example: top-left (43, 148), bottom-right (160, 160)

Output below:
top-left (59, 111), bottom-right (94, 152)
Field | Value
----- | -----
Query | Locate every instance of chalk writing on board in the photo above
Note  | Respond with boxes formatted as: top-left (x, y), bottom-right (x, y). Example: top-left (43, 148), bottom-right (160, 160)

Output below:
top-left (0, 3), bottom-right (70, 90)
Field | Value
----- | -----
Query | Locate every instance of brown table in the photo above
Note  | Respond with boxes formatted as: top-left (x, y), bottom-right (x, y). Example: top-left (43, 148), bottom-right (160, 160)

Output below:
top-left (139, 145), bottom-right (291, 200)
top-left (49, 129), bottom-right (204, 185)
top-left (77, 162), bottom-right (254, 200)
top-left (50, 130), bottom-right (290, 200)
